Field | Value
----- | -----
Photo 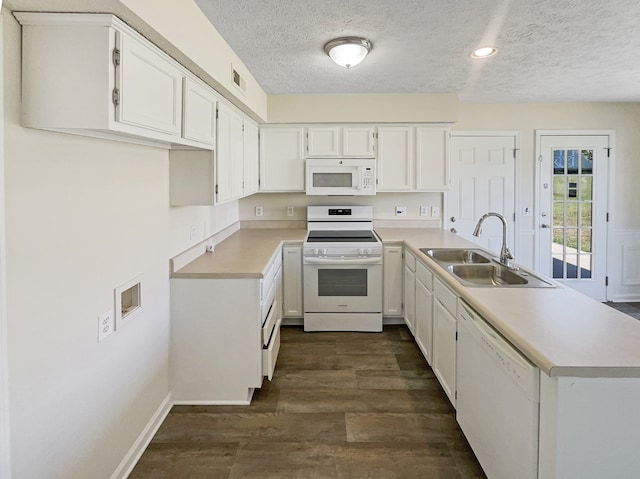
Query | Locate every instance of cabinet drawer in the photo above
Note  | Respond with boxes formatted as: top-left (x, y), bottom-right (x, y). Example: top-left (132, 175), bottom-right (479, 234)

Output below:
top-left (262, 318), bottom-right (282, 380)
top-left (434, 277), bottom-right (457, 316)
top-left (416, 261), bottom-right (433, 289)
top-left (262, 300), bottom-right (278, 346)
top-left (261, 280), bottom-right (276, 321)
top-left (404, 249), bottom-right (416, 272)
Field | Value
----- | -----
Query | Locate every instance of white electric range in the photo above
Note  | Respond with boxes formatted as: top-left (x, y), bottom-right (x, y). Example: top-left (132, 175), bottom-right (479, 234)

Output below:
top-left (302, 206), bottom-right (383, 332)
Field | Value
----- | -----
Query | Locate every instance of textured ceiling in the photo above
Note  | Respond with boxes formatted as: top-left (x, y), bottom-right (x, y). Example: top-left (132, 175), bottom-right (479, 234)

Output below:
top-left (194, 0), bottom-right (640, 102)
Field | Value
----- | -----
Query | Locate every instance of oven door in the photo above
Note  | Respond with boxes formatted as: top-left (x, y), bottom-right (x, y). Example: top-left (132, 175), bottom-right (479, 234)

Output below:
top-left (303, 259), bottom-right (382, 313)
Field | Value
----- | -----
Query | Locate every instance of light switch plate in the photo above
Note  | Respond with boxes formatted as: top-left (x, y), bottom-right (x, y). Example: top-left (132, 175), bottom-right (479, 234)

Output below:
top-left (430, 206), bottom-right (440, 217)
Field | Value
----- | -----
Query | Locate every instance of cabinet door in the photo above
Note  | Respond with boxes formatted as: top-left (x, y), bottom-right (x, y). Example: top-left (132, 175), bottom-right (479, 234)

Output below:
top-left (243, 119), bottom-right (260, 197)
top-left (416, 126), bottom-right (449, 190)
top-left (260, 127), bottom-right (305, 192)
top-left (182, 76), bottom-right (217, 146)
top-left (216, 103), bottom-right (244, 204)
top-left (117, 31), bottom-right (182, 136)
top-left (415, 278), bottom-right (434, 365)
top-left (282, 246), bottom-right (303, 317)
top-left (377, 127), bottom-right (413, 191)
top-left (343, 127), bottom-right (376, 157)
top-left (433, 299), bottom-right (457, 407)
top-left (383, 246), bottom-right (403, 316)
top-left (307, 126), bottom-right (340, 157)
top-left (404, 265), bottom-right (416, 335)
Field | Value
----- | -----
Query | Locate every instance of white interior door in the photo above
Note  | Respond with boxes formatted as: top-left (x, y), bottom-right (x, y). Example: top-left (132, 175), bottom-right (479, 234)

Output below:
top-left (537, 133), bottom-right (610, 300)
top-left (446, 134), bottom-right (517, 256)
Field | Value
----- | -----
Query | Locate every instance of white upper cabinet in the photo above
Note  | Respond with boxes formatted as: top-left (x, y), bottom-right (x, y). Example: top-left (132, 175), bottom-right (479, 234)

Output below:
top-left (377, 126), bottom-right (414, 191)
top-left (116, 30), bottom-right (182, 136)
top-left (343, 126), bottom-right (376, 157)
top-left (15, 12), bottom-right (225, 149)
top-left (216, 102), bottom-right (245, 204)
top-left (182, 77), bottom-right (218, 147)
top-left (306, 126), bottom-right (375, 157)
top-left (306, 127), bottom-right (341, 157)
top-left (243, 119), bottom-right (260, 197)
top-left (259, 127), bottom-right (305, 192)
top-left (415, 126), bottom-right (450, 190)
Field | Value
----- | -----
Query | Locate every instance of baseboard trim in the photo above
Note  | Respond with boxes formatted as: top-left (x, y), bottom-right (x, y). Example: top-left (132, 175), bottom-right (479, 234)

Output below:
top-left (111, 392), bottom-right (173, 479)
top-left (172, 399), bottom-right (252, 406)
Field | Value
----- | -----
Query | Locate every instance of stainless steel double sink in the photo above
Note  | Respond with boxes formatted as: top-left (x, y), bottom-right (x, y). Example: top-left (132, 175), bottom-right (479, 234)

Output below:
top-left (420, 248), bottom-right (555, 288)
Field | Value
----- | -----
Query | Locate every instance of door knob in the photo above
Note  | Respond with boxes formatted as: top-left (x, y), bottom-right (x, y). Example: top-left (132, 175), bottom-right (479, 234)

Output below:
top-left (541, 224), bottom-right (550, 229)
top-left (450, 228), bottom-right (457, 234)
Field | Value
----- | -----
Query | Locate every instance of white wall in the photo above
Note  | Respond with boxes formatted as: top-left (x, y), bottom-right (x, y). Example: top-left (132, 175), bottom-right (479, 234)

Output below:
top-left (0, 6), bottom-right (12, 478)
top-left (3, 11), bottom-right (170, 475)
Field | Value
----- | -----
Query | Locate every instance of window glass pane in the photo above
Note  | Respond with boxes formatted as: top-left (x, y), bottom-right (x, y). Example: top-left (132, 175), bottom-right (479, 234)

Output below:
top-left (567, 150), bottom-right (579, 174)
top-left (579, 255), bottom-right (592, 279)
top-left (312, 172), bottom-right (352, 188)
top-left (552, 228), bottom-right (564, 248)
top-left (566, 254), bottom-right (578, 278)
top-left (318, 269), bottom-right (367, 296)
top-left (553, 202), bottom-right (564, 227)
top-left (581, 202), bottom-right (592, 227)
top-left (553, 177), bottom-right (566, 200)
top-left (581, 149), bottom-right (593, 174)
top-left (566, 203), bottom-right (578, 228)
top-left (581, 177), bottom-right (593, 200)
top-left (552, 254), bottom-right (564, 278)
top-left (566, 228), bottom-right (578, 251)
top-left (580, 229), bottom-right (592, 253)
top-left (553, 150), bottom-right (565, 174)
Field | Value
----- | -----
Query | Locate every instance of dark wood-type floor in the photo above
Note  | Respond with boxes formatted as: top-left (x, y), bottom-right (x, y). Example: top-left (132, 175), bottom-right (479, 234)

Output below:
top-left (606, 301), bottom-right (640, 320)
top-left (130, 325), bottom-right (486, 478)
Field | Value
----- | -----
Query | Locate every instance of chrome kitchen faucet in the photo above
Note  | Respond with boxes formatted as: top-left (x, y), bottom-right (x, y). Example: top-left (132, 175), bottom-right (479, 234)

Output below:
top-left (473, 212), bottom-right (518, 270)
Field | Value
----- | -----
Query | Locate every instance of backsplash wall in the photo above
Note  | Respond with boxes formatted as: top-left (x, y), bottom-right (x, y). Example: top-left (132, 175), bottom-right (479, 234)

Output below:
top-left (239, 192), bottom-right (442, 224)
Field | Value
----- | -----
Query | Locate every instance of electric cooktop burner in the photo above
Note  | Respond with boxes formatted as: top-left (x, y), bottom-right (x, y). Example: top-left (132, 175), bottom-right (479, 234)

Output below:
top-left (306, 230), bottom-right (378, 243)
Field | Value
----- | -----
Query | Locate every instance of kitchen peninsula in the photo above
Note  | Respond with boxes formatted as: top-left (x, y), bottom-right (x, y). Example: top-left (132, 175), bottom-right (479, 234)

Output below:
top-left (171, 225), bottom-right (640, 479)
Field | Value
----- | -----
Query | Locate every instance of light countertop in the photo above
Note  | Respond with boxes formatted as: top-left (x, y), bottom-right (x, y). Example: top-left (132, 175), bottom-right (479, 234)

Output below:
top-left (171, 228), bottom-right (306, 279)
top-left (376, 228), bottom-right (640, 378)
top-left (172, 226), bottom-right (640, 378)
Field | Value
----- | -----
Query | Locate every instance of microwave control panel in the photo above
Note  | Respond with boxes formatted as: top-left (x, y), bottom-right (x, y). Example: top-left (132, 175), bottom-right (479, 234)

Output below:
top-left (361, 167), bottom-right (375, 192)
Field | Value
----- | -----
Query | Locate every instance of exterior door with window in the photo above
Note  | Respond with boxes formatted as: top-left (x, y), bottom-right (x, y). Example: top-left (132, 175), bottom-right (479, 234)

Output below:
top-left (537, 133), bottom-right (610, 300)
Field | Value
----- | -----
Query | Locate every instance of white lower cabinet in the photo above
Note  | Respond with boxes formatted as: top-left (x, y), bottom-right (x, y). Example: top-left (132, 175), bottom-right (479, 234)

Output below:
top-left (415, 261), bottom-right (434, 365)
top-left (170, 253), bottom-right (282, 403)
top-left (282, 245), bottom-right (303, 317)
top-left (432, 276), bottom-right (458, 407)
top-left (403, 249), bottom-right (416, 334)
top-left (383, 245), bottom-right (403, 317)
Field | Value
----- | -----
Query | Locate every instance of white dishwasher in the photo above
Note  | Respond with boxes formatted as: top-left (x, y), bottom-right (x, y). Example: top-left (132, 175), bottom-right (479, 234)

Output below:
top-left (456, 300), bottom-right (540, 479)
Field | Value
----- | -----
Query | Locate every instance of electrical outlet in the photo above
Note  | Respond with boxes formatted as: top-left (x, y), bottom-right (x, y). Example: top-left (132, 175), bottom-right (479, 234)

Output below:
top-left (98, 310), bottom-right (114, 342)
top-left (430, 206), bottom-right (440, 218)
top-left (255, 206), bottom-right (264, 217)
top-left (287, 206), bottom-right (295, 217)
top-left (420, 206), bottom-right (429, 216)
top-left (395, 206), bottom-right (407, 217)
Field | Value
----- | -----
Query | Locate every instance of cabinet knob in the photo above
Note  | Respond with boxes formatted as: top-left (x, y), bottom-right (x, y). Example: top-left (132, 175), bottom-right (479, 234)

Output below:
top-left (450, 217), bottom-right (456, 222)
top-left (450, 228), bottom-right (457, 234)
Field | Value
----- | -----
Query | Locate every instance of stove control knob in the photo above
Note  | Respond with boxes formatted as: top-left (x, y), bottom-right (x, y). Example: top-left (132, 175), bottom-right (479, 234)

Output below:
top-left (314, 248), bottom-right (319, 255)
top-left (358, 248), bottom-right (365, 255)
top-left (322, 248), bottom-right (328, 255)
top-left (367, 248), bottom-right (373, 254)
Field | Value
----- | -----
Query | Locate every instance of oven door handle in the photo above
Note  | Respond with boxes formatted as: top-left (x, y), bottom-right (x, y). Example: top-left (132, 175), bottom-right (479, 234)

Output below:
top-left (304, 257), bottom-right (382, 265)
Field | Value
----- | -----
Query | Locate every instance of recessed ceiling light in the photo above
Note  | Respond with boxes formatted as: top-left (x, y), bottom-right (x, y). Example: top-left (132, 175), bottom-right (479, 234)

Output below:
top-left (471, 47), bottom-right (498, 59)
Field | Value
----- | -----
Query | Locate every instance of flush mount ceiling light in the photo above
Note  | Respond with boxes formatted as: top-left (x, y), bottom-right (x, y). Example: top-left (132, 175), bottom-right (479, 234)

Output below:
top-left (471, 46), bottom-right (498, 59)
top-left (324, 37), bottom-right (372, 69)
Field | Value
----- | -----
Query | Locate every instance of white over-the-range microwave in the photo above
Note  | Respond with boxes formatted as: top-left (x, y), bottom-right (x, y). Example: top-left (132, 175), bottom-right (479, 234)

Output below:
top-left (305, 158), bottom-right (376, 196)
